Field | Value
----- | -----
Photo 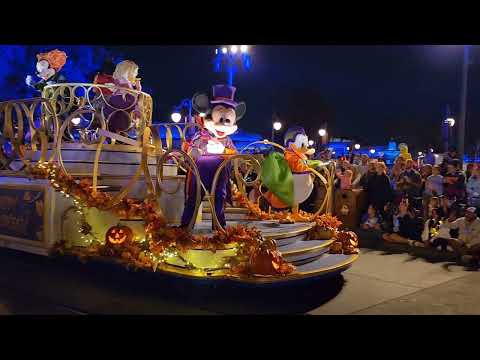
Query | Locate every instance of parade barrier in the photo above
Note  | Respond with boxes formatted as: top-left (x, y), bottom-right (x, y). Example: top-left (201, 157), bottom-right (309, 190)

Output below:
top-left (334, 189), bottom-right (367, 230)
top-left (0, 83), bottom-right (358, 284)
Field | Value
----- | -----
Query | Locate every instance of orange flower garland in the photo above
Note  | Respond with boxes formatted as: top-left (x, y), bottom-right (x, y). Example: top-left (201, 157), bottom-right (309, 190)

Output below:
top-left (232, 188), bottom-right (313, 222)
top-left (27, 161), bottom-right (295, 277)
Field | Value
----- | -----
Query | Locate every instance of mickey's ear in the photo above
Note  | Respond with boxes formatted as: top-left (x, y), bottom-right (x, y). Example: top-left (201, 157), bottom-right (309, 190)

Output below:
top-left (235, 102), bottom-right (246, 121)
top-left (192, 93), bottom-right (210, 113)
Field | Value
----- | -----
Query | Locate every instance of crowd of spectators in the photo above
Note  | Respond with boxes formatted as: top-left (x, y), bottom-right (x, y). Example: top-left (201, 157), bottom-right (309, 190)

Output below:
top-left (334, 148), bottom-right (480, 267)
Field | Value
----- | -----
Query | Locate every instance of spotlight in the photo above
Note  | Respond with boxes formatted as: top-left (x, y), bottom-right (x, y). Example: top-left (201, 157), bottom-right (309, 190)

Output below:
top-left (240, 45), bottom-right (248, 53)
top-left (273, 122), bottom-right (282, 131)
top-left (318, 129), bottom-right (326, 137)
top-left (230, 45), bottom-right (238, 54)
top-left (346, 146), bottom-right (350, 151)
top-left (354, 144), bottom-right (361, 150)
top-left (370, 149), bottom-right (376, 154)
top-left (222, 47), bottom-right (228, 54)
top-left (308, 140), bottom-right (314, 146)
top-left (215, 48), bottom-right (218, 54)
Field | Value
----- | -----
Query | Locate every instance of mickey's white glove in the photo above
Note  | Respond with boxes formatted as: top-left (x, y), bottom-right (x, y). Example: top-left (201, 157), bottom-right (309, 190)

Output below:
top-left (190, 148), bottom-right (202, 160)
top-left (25, 75), bottom-right (33, 86)
top-left (206, 140), bottom-right (225, 154)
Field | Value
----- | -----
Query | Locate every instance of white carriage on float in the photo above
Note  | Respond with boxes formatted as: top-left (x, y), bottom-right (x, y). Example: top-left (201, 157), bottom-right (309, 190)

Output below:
top-left (0, 83), bottom-right (357, 284)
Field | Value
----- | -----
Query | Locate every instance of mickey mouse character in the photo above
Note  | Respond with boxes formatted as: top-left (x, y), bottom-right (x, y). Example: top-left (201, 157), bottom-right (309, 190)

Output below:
top-left (26, 49), bottom-right (67, 92)
top-left (181, 85), bottom-right (246, 229)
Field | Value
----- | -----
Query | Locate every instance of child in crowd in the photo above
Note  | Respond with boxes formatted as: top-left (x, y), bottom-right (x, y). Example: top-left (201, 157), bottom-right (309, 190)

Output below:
top-left (361, 205), bottom-right (382, 231)
top-left (425, 165), bottom-right (443, 197)
top-left (427, 196), bottom-right (445, 219)
top-left (421, 208), bottom-right (452, 251)
top-left (380, 202), bottom-right (395, 233)
top-left (336, 168), bottom-right (353, 190)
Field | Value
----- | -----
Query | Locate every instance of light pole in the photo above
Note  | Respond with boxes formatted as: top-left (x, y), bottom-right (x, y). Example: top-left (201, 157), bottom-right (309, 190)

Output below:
top-left (458, 45), bottom-right (470, 162)
top-left (318, 128), bottom-right (326, 145)
top-left (442, 105), bottom-right (456, 153)
top-left (171, 98), bottom-right (194, 124)
top-left (272, 121), bottom-right (282, 142)
top-left (214, 45), bottom-right (252, 86)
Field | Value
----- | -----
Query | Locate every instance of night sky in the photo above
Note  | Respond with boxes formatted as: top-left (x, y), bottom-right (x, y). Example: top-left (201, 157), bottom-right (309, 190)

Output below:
top-left (109, 45), bottom-right (480, 151)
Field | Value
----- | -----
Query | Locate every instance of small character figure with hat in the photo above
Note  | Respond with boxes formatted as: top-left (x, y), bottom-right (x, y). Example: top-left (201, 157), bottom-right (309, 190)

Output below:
top-left (26, 49), bottom-right (67, 92)
top-left (261, 126), bottom-right (316, 221)
top-left (181, 84), bottom-right (246, 229)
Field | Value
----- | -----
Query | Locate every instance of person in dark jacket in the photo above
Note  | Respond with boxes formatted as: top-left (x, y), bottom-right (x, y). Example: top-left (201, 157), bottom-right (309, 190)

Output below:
top-left (366, 162), bottom-right (393, 216)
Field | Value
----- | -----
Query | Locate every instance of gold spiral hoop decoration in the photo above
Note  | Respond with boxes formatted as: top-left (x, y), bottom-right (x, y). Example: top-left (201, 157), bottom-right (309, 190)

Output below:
top-left (240, 140), bottom-right (286, 154)
top-left (0, 98), bottom-right (58, 172)
top-left (239, 140), bottom-right (336, 219)
top-left (232, 155), bottom-right (262, 198)
top-left (156, 148), bottom-right (203, 231)
top-left (42, 83), bottom-right (153, 141)
top-left (210, 154), bottom-right (262, 233)
top-left (55, 108), bottom-right (102, 178)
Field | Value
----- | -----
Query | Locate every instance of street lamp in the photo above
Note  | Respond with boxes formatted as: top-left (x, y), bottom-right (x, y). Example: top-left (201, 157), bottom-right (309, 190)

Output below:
top-left (442, 105), bottom-right (456, 152)
top-left (272, 121), bottom-right (282, 142)
top-left (318, 128), bottom-right (326, 137)
top-left (171, 98), bottom-right (194, 124)
top-left (214, 45), bottom-right (252, 86)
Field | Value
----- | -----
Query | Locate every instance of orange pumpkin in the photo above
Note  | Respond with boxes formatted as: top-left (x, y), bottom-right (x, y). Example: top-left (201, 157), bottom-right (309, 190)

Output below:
top-left (105, 225), bottom-right (133, 245)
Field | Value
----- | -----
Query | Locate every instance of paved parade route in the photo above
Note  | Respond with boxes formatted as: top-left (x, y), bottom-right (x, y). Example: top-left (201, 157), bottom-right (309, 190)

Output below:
top-left (0, 248), bottom-right (479, 315)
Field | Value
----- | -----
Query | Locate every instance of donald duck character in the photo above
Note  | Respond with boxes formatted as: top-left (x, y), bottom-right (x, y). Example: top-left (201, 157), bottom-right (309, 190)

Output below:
top-left (181, 85), bottom-right (246, 229)
top-left (262, 126), bottom-right (316, 220)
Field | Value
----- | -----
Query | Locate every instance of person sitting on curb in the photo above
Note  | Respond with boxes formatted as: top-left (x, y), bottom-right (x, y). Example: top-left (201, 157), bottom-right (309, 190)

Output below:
top-left (421, 208), bottom-right (453, 251)
top-left (382, 199), bottom-right (423, 247)
top-left (438, 207), bottom-right (480, 266)
top-left (361, 205), bottom-right (382, 231)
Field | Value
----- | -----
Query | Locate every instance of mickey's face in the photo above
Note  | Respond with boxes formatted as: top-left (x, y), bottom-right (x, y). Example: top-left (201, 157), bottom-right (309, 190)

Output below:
top-left (204, 105), bottom-right (238, 139)
top-left (36, 60), bottom-right (55, 80)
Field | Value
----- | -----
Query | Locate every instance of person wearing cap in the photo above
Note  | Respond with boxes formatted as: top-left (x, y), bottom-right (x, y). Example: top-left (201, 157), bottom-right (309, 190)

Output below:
top-left (439, 206), bottom-right (480, 265)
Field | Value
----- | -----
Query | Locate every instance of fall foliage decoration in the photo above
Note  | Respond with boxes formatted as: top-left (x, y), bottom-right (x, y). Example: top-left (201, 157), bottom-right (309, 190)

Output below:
top-left (329, 230), bottom-right (359, 255)
top-left (27, 161), bottom-right (295, 277)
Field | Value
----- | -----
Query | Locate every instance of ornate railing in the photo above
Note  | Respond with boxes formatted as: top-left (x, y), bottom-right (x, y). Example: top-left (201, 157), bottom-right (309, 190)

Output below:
top-left (42, 83), bottom-right (153, 143)
top-left (0, 89), bottom-right (336, 235)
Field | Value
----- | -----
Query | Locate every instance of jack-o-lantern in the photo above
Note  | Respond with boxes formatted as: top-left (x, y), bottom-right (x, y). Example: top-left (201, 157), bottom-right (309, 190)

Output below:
top-left (105, 225), bottom-right (133, 245)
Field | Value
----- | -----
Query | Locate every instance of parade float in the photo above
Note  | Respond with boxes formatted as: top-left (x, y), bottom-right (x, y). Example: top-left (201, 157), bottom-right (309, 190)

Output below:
top-left (0, 52), bottom-right (358, 285)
